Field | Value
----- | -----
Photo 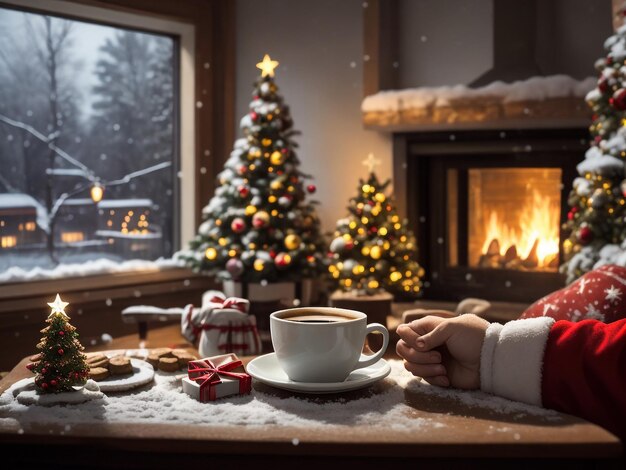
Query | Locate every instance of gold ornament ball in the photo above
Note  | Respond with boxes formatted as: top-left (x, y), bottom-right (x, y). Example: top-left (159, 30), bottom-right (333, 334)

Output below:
top-left (284, 234), bottom-right (301, 250)
top-left (245, 205), bottom-right (257, 216)
top-left (253, 259), bottom-right (265, 271)
top-left (370, 245), bottom-right (382, 260)
top-left (205, 247), bottom-right (218, 260)
top-left (270, 150), bottom-right (284, 165)
top-left (270, 180), bottom-right (283, 190)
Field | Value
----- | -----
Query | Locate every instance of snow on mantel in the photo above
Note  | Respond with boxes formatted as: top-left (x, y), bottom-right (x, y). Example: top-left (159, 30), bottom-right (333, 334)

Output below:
top-left (362, 75), bottom-right (596, 131)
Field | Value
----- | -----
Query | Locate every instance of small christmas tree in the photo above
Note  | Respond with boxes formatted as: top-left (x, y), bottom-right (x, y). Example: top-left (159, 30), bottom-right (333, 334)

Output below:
top-left (328, 154), bottom-right (424, 298)
top-left (27, 294), bottom-right (90, 393)
top-left (562, 22), bottom-right (626, 282)
top-left (177, 55), bottom-right (326, 282)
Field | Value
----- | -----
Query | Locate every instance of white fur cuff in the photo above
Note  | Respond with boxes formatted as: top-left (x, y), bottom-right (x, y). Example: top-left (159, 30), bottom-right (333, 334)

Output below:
top-left (480, 317), bottom-right (555, 406)
top-left (480, 322), bottom-right (503, 395)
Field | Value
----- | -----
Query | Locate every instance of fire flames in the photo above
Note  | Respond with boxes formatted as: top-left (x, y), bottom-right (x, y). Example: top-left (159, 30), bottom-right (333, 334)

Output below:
top-left (479, 190), bottom-right (560, 270)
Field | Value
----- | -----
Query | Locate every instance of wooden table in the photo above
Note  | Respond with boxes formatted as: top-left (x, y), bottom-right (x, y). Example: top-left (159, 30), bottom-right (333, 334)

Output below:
top-left (0, 324), bottom-right (622, 469)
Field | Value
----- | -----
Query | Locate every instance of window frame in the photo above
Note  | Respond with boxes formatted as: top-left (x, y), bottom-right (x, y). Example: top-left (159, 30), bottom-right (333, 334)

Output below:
top-left (0, 0), bottom-right (234, 306)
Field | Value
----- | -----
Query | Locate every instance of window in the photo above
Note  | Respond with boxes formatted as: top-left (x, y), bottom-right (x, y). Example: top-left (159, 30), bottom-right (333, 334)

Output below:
top-left (0, 1), bottom-right (198, 281)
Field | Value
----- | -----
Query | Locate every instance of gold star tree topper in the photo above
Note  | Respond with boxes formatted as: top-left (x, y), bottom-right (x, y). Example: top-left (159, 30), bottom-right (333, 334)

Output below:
top-left (362, 153), bottom-right (381, 173)
top-left (256, 54), bottom-right (279, 78)
top-left (47, 294), bottom-right (69, 316)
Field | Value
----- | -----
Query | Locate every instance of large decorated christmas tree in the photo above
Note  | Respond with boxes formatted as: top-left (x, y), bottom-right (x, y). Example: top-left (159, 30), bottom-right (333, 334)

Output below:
top-left (327, 154), bottom-right (424, 298)
top-left (178, 55), bottom-right (326, 282)
top-left (27, 295), bottom-right (90, 393)
top-left (562, 23), bottom-right (626, 283)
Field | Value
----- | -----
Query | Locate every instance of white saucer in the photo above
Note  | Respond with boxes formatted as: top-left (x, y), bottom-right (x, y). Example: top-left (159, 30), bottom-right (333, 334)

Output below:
top-left (246, 353), bottom-right (391, 394)
top-left (96, 358), bottom-right (155, 393)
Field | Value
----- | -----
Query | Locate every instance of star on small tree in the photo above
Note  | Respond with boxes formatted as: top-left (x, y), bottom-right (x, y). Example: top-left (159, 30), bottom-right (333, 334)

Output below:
top-left (27, 294), bottom-right (90, 393)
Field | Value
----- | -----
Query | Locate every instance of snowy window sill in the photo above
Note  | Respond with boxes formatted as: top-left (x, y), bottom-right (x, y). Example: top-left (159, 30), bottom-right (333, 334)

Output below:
top-left (362, 75), bottom-right (594, 132)
top-left (0, 267), bottom-right (214, 314)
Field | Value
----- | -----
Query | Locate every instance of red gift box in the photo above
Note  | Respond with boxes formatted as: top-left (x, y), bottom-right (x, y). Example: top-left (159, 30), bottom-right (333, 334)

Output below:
top-left (182, 353), bottom-right (251, 402)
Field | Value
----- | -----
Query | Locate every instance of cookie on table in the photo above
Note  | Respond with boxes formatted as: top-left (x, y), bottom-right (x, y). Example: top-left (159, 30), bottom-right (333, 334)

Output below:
top-left (158, 357), bottom-right (180, 372)
top-left (147, 354), bottom-right (161, 369)
top-left (175, 353), bottom-right (197, 369)
top-left (86, 354), bottom-right (110, 369)
top-left (109, 356), bottom-right (133, 375)
top-left (89, 367), bottom-right (110, 381)
top-left (151, 348), bottom-right (173, 358)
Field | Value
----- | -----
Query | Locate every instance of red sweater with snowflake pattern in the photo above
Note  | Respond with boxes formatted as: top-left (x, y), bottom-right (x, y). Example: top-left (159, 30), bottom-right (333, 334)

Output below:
top-left (480, 316), bottom-right (626, 442)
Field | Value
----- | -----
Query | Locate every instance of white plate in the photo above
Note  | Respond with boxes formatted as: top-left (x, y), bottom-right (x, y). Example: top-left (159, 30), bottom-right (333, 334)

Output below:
top-left (246, 353), bottom-right (391, 394)
top-left (95, 358), bottom-right (155, 392)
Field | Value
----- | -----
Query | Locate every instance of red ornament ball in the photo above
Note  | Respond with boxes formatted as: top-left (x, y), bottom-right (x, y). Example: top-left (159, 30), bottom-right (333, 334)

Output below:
top-left (41, 368), bottom-right (47, 374)
top-left (578, 227), bottom-right (593, 245)
top-left (567, 207), bottom-right (579, 221)
top-left (306, 184), bottom-right (316, 194)
top-left (231, 218), bottom-right (246, 233)
top-left (238, 165), bottom-right (247, 175)
top-left (58, 348), bottom-right (64, 355)
top-left (41, 382), bottom-right (48, 389)
top-left (238, 185), bottom-right (249, 198)
top-left (26, 362), bottom-right (35, 371)
top-left (250, 111), bottom-right (258, 121)
top-left (50, 379), bottom-right (57, 387)
top-left (612, 88), bottom-right (626, 110)
top-left (59, 330), bottom-right (65, 336)
top-left (597, 77), bottom-right (609, 94)
top-left (74, 372), bottom-right (80, 379)
top-left (252, 211), bottom-right (270, 229)
top-left (274, 252), bottom-right (292, 269)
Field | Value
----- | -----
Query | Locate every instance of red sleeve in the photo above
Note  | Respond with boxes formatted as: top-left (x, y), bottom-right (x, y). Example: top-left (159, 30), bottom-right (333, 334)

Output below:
top-left (542, 318), bottom-right (626, 441)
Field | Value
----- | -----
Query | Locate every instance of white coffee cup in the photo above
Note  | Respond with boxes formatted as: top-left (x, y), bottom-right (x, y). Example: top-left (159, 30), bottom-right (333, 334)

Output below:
top-left (270, 306), bottom-right (390, 383)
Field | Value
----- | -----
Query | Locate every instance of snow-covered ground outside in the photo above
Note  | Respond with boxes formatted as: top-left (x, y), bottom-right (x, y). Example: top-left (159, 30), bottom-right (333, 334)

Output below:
top-left (0, 253), bottom-right (181, 283)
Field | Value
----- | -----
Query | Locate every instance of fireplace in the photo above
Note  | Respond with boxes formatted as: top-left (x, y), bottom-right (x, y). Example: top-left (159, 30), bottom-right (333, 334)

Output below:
top-left (393, 128), bottom-right (587, 303)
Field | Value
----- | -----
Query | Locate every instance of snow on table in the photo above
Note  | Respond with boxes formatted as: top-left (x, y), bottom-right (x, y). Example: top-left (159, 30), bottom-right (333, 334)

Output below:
top-left (0, 360), bottom-right (558, 434)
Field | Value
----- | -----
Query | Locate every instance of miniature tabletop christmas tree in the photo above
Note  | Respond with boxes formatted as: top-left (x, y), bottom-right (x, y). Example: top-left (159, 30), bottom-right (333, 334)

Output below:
top-left (177, 55), bottom-right (326, 283)
top-left (27, 294), bottom-right (90, 393)
top-left (562, 21), bottom-right (626, 282)
top-left (327, 154), bottom-right (424, 298)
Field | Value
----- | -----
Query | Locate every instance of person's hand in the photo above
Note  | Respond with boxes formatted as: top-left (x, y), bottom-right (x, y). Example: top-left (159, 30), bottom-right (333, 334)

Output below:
top-left (395, 314), bottom-right (489, 390)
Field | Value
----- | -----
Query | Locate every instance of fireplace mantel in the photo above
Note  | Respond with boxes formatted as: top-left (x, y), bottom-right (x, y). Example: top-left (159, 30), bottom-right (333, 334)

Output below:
top-left (362, 76), bottom-right (594, 132)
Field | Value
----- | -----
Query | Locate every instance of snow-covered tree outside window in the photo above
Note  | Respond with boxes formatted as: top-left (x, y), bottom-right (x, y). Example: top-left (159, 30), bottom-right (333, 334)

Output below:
top-left (0, 7), bottom-right (179, 281)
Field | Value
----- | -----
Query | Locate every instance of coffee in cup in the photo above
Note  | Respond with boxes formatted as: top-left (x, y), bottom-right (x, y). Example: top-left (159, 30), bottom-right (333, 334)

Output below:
top-left (270, 307), bottom-right (389, 383)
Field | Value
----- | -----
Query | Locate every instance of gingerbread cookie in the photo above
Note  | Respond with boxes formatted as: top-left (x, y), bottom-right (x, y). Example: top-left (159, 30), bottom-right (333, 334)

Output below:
top-left (151, 348), bottom-right (173, 358)
top-left (175, 353), bottom-right (197, 369)
top-left (147, 354), bottom-right (161, 369)
top-left (158, 357), bottom-right (180, 372)
top-left (109, 356), bottom-right (133, 375)
top-left (87, 356), bottom-right (110, 369)
top-left (89, 367), bottom-right (110, 381)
